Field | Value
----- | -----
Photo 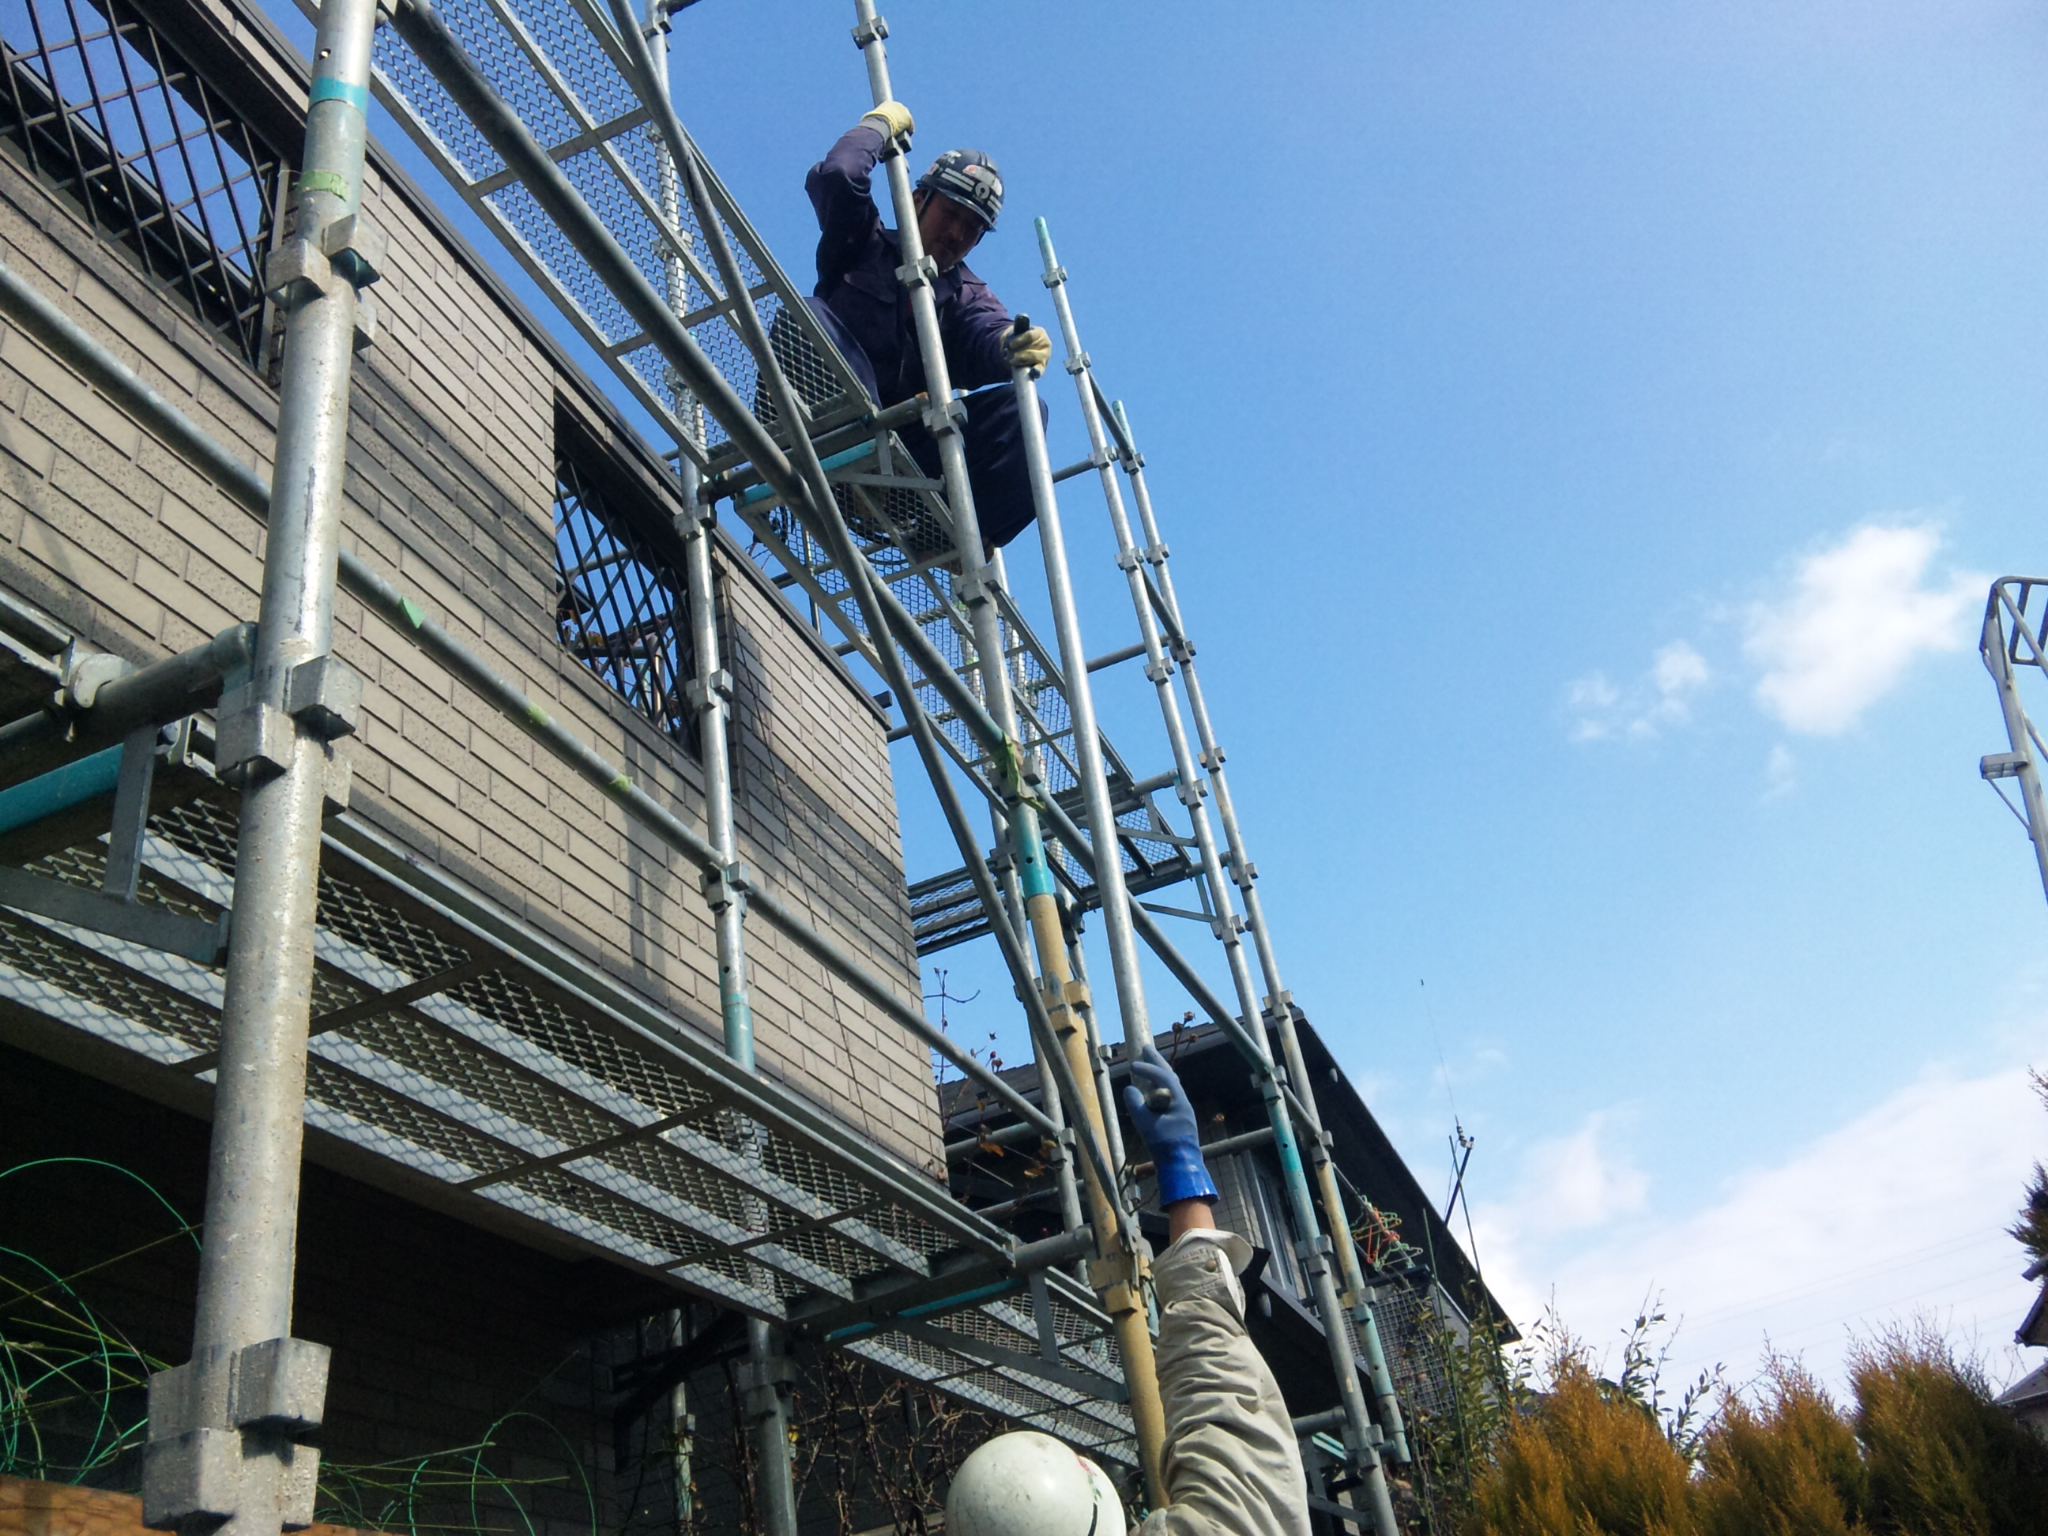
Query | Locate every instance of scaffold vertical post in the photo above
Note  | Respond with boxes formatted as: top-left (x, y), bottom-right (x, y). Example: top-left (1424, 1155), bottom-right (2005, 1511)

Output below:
top-left (141, 1), bottom-right (380, 1532)
top-left (1034, 219), bottom-right (1399, 1528)
top-left (850, 3), bottom-right (1168, 1499)
top-left (646, 11), bottom-right (799, 1530)
top-left (1112, 396), bottom-right (1415, 1466)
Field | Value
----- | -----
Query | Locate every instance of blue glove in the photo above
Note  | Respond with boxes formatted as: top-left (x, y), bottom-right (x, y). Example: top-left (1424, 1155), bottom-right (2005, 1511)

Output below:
top-left (1121, 1041), bottom-right (1218, 1208)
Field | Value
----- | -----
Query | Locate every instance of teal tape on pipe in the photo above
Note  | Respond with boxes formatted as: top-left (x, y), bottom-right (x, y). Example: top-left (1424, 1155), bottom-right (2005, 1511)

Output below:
top-left (1014, 815), bottom-right (1055, 900)
top-left (0, 745), bottom-right (124, 836)
top-left (722, 994), bottom-right (754, 1059)
top-left (308, 77), bottom-right (369, 112)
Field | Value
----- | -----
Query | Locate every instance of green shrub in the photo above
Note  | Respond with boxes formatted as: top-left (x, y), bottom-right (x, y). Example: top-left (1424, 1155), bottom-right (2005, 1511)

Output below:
top-left (1695, 1355), bottom-right (1868, 1536)
top-left (1850, 1323), bottom-right (2048, 1536)
top-left (1470, 1358), bottom-right (1698, 1536)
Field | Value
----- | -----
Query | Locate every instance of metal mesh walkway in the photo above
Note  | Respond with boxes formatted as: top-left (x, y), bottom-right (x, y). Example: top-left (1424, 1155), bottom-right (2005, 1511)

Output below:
top-left (0, 761), bottom-right (1134, 1460)
top-left (358, 0), bottom-right (866, 461)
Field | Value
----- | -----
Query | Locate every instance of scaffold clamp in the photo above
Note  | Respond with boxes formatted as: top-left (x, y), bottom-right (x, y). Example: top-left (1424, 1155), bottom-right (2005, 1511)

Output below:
top-left (285, 655), bottom-right (362, 742)
top-left (895, 253), bottom-right (936, 293)
top-left (56, 643), bottom-right (125, 710)
top-left (851, 13), bottom-right (888, 46)
top-left (683, 667), bottom-right (732, 711)
top-left (319, 212), bottom-right (387, 290)
top-left (919, 391), bottom-right (964, 439)
top-left (738, 1353), bottom-right (795, 1421)
top-left (699, 860), bottom-right (750, 913)
top-left (144, 1339), bottom-right (329, 1529)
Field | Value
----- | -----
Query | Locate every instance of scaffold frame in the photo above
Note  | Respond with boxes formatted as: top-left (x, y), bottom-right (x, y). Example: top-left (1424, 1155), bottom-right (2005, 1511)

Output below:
top-left (0, 0), bottom-right (1447, 1528)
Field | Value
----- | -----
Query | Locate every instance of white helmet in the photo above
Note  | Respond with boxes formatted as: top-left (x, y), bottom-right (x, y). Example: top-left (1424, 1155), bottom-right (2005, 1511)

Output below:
top-left (945, 1430), bottom-right (1122, 1535)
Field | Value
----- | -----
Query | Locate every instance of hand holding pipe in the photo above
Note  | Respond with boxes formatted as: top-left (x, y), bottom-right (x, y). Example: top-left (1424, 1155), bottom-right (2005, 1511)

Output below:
top-left (1001, 314), bottom-right (1052, 379)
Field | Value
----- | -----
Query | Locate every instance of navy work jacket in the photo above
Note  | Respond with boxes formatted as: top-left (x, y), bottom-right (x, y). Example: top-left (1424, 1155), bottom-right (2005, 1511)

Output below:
top-left (805, 124), bottom-right (1013, 407)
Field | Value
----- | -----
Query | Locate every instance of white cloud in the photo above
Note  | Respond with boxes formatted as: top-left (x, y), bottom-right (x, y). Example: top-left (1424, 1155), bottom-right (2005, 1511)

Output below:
top-left (1566, 642), bottom-right (1713, 743)
top-left (1516, 1110), bottom-right (1651, 1233)
top-left (1652, 641), bottom-right (1710, 702)
top-left (1470, 1064), bottom-right (2043, 1396)
top-left (1764, 743), bottom-right (1798, 799)
top-left (1745, 523), bottom-right (1985, 736)
top-left (1567, 672), bottom-right (1622, 741)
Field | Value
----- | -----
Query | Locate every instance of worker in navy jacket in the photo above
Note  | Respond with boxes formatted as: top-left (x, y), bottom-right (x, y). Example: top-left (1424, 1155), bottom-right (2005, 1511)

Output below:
top-left (804, 100), bottom-right (1051, 558)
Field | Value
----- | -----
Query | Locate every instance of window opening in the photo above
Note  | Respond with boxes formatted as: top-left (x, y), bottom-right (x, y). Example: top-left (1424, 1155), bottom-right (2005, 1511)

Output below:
top-left (552, 447), bottom-right (702, 758)
top-left (0, 0), bottom-right (287, 369)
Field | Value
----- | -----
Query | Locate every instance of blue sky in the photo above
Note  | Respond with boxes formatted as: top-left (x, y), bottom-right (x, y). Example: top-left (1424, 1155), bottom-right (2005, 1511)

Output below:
top-left (274, 0), bottom-right (2048, 1398)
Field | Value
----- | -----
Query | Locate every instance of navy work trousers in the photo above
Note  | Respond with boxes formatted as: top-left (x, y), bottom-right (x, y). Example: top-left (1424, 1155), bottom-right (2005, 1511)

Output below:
top-left (805, 298), bottom-right (1045, 553)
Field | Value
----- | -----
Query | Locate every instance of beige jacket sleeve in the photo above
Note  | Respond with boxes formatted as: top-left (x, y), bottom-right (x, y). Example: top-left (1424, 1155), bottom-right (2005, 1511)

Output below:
top-left (1134, 1233), bottom-right (1312, 1536)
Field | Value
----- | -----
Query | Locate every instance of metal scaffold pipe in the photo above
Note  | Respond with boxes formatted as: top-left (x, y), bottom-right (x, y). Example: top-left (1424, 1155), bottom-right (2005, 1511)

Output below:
top-left (1033, 218), bottom-right (1398, 1522)
top-left (626, 2), bottom-right (796, 1522)
top-left (1009, 326), bottom-right (1160, 1158)
top-left (1982, 581), bottom-right (2048, 907)
top-left (141, 1), bottom-right (381, 1531)
top-left (847, 1), bottom-right (1167, 1498)
top-left (0, 624), bottom-right (256, 786)
top-left (1109, 395), bottom-right (1414, 1466)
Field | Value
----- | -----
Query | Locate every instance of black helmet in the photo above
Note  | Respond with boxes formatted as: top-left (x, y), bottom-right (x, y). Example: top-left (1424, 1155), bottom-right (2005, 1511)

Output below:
top-left (917, 149), bottom-right (1004, 231)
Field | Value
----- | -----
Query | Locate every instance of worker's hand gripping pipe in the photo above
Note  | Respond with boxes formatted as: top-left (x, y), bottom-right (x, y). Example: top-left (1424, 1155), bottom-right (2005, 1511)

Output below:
top-left (1007, 312), bottom-right (1173, 1498)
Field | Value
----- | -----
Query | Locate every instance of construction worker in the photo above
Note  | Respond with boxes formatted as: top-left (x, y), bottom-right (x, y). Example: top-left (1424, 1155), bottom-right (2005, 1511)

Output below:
top-left (804, 100), bottom-right (1051, 559)
top-left (945, 1041), bottom-right (1312, 1535)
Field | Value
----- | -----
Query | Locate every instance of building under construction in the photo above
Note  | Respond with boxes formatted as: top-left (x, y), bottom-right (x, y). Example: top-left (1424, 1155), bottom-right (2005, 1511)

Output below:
top-left (0, 0), bottom-right (1501, 1530)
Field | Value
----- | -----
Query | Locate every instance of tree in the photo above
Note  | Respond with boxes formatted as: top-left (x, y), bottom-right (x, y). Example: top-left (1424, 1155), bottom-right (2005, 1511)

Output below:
top-left (2010, 1068), bottom-right (2048, 1264)
top-left (1850, 1323), bottom-right (2048, 1536)
top-left (1694, 1355), bottom-right (1868, 1536)
top-left (1469, 1358), bottom-right (1696, 1536)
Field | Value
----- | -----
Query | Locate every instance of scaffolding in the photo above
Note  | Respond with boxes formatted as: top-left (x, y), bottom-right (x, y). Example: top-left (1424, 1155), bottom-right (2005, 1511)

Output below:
top-left (1980, 577), bottom-right (2048, 909)
top-left (0, 0), bottom-right (1431, 1529)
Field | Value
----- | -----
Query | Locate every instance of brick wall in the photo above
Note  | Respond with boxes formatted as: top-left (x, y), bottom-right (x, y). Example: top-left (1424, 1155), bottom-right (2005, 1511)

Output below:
top-left (0, 0), bottom-right (942, 1171)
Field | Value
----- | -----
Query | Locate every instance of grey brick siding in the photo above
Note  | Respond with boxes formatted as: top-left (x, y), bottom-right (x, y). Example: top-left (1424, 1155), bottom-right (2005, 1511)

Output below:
top-left (0, 3), bottom-right (939, 1175)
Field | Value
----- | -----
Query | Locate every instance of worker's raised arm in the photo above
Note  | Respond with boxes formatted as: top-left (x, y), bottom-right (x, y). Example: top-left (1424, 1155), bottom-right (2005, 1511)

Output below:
top-left (1124, 1044), bottom-right (1313, 1536)
top-left (806, 101), bottom-right (912, 289)
top-left (1138, 1232), bottom-right (1312, 1536)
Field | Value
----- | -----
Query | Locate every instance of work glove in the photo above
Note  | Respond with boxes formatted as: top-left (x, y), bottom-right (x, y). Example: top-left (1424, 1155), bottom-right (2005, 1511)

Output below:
top-left (1121, 1041), bottom-right (1219, 1208)
top-left (860, 99), bottom-right (914, 152)
top-left (1002, 324), bottom-right (1052, 375)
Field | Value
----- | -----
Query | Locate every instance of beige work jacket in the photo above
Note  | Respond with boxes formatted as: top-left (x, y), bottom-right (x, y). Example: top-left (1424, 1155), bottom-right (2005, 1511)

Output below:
top-left (1134, 1232), bottom-right (1313, 1536)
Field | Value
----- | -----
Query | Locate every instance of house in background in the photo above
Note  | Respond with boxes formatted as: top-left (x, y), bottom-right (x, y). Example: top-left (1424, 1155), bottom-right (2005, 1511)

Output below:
top-left (2001, 1257), bottom-right (2048, 1441)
